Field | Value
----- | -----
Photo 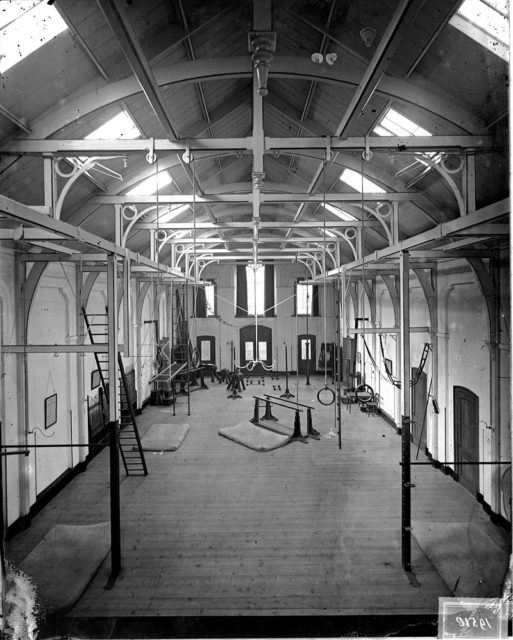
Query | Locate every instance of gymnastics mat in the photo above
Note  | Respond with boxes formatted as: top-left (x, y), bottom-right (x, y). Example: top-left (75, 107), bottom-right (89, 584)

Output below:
top-left (19, 522), bottom-right (110, 613)
top-left (219, 421), bottom-right (289, 452)
top-left (140, 422), bottom-right (189, 451)
top-left (412, 521), bottom-right (509, 597)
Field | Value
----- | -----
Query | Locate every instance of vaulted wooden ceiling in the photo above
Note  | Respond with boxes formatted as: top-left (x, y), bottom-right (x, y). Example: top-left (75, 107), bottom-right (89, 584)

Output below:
top-left (0, 0), bottom-right (508, 273)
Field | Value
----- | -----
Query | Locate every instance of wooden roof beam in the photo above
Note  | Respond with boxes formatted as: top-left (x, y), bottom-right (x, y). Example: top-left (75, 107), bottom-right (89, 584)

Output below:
top-left (335, 0), bottom-right (425, 138)
top-left (96, 0), bottom-right (178, 139)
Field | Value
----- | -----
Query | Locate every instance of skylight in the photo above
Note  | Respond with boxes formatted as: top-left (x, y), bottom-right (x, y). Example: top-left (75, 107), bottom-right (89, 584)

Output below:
top-left (126, 171), bottom-right (172, 196)
top-left (340, 168), bottom-right (386, 194)
top-left (450, 0), bottom-right (509, 62)
top-left (374, 108), bottom-right (431, 138)
top-left (85, 111), bottom-right (141, 140)
top-left (324, 203), bottom-right (357, 222)
top-left (0, 1), bottom-right (68, 73)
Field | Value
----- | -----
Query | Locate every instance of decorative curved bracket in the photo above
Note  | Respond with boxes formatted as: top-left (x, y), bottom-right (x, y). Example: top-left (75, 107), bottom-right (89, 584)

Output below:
top-left (413, 153), bottom-right (465, 217)
top-left (364, 203), bottom-right (393, 245)
top-left (54, 157), bottom-right (123, 220)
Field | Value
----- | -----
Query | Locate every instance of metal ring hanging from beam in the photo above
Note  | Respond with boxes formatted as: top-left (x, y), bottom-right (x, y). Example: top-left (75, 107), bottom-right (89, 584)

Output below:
top-left (317, 385), bottom-right (336, 406)
top-left (355, 383), bottom-right (375, 404)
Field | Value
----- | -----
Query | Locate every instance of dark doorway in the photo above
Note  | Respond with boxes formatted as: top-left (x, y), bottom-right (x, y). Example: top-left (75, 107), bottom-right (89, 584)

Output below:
top-left (454, 386), bottom-right (479, 494)
top-left (342, 337), bottom-right (356, 388)
top-left (297, 334), bottom-right (316, 376)
top-left (411, 369), bottom-right (428, 452)
top-left (239, 325), bottom-right (272, 376)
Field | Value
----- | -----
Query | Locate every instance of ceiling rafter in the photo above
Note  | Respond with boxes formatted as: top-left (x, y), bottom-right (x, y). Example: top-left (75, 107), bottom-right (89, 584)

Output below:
top-left (335, 0), bottom-right (425, 138)
top-left (54, 0), bottom-right (110, 81)
top-left (96, 0), bottom-right (179, 139)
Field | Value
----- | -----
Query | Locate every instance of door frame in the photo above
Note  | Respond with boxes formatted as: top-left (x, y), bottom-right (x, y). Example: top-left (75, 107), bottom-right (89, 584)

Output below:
top-left (454, 385), bottom-right (479, 494)
top-left (297, 334), bottom-right (316, 376)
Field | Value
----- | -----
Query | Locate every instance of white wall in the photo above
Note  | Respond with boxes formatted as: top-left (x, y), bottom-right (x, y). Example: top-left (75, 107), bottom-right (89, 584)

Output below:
top-left (0, 246), bottom-right (22, 526)
top-left (344, 259), bottom-right (511, 519)
top-left (192, 263), bottom-right (337, 371)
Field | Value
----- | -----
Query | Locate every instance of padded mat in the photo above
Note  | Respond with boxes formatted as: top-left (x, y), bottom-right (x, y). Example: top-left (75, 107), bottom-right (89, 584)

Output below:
top-left (19, 522), bottom-right (110, 613)
top-left (412, 521), bottom-right (510, 597)
top-left (219, 421), bottom-right (290, 452)
top-left (140, 422), bottom-right (189, 451)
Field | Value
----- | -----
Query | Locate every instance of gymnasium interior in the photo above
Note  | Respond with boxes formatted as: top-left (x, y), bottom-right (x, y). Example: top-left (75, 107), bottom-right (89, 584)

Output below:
top-left (0, 0), bottom-right (510, 638)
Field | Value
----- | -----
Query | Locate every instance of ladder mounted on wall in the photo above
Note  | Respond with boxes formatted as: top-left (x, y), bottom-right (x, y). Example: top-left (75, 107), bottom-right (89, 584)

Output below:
top-left (82, 308), bottom-right (148, 476)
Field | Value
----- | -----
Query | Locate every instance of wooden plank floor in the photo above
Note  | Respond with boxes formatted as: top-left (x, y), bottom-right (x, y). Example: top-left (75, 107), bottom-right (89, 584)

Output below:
top-left (6, 375), bottom-right (509, 620)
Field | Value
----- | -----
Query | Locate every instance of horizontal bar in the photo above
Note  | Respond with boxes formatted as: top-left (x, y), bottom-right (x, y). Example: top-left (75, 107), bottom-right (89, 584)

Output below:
top-left (348, 327), bottom-right (430, 334)
top-left (1, 135), bottom-right (494, 155)
top-left (263, 393), bottom-right (314, 410)
top-left (1, 344), bottom-right (110, 353)
top-left (0, 450), bottom-right (29, 457)
top-left (401, 461), bottom-right (511, 465)
top-left (253, 396), bottom-right (303, 412)
top-left (92, 192), bottom-right (423, 205)
top-left (1, 442), bottom-right (108, 449)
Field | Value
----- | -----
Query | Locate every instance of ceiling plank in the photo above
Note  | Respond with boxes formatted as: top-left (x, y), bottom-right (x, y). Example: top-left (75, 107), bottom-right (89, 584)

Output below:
top-left (54, 0), bottom-right (110, 81)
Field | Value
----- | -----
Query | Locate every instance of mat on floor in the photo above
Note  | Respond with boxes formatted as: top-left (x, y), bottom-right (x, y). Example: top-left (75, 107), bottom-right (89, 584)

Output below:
top-left (412, 521), bottom-right (510, 597)
top-left (219, 421), bottom-right (290, 452)
top-left (139, 422), bottom-right (189, 451)
top-left (19, 522), bottom-right (110, 613)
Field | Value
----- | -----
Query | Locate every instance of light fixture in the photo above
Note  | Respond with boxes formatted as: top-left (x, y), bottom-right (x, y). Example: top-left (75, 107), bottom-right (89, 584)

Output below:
top-left (325, 53), bottom-right (337, 65)
top-left (311, 52), bottom-right (323, 63)
top-left (360, 27), bottom-right (376, 47)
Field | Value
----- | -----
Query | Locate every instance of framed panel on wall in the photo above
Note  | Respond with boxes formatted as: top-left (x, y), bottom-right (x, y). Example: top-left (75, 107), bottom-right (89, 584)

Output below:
top-left (44, 393), bottom-right (57, 429)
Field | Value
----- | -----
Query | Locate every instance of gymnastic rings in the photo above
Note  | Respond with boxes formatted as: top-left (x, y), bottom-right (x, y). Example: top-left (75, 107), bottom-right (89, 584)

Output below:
top-left (317, 385), bottom-right (336, 406)
top-left (355, 384), bottom-right (374, 404)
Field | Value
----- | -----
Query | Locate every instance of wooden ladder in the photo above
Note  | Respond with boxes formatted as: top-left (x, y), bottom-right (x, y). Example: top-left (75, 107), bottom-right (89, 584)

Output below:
top-left (82, 308), bottom-right (148, 476)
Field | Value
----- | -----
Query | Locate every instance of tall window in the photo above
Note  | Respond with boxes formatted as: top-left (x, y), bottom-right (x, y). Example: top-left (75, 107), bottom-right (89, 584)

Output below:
top-left (194, 281), bottom-right (216, 318)
top-left (246, 264), bottom-right (265, 315)
top-left (295, 280), bottom-right (319, 316)
top-left (236, 264), bottom-right (275, 317)
top-left (205, 282), bottom-right (216, 317)
top-left (297, 282), bottom-right (313, 315)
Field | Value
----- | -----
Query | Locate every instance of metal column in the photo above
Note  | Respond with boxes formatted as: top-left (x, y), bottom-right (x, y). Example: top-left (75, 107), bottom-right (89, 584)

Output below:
top-left (400, 250), bottom-right (412, 572)
top-left (106, 254), bottom-right (121, 587)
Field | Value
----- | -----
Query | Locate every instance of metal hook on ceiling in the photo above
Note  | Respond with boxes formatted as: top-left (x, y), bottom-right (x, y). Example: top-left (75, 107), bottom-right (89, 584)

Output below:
top-left (146, 138), bottom-right (156, 164)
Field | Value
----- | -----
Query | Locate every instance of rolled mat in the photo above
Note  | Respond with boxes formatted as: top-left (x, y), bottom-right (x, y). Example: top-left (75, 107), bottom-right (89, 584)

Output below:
top-left (219, 421), bottom-right (290, 452)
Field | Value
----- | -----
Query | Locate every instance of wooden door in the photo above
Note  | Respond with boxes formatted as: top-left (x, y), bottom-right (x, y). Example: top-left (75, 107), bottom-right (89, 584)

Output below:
top-left (239, 325), bottom-right (272, 376)
top-left (454, 386), bottom-right (479, 494)
top-left (297, 334), bottom-right (316, 376)
top-left (411, 369), bottom-right (427, 451)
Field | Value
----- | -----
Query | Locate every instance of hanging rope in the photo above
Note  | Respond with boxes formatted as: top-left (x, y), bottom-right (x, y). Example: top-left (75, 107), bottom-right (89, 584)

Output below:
top-left (317, 156), bottom-right (335, 406)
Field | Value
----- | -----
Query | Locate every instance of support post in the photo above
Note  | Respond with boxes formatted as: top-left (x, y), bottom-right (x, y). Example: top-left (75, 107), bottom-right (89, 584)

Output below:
top-left (400, 250), bottom-right (411, 572)
top-left (106, 420), bottom-right (121, 588)
top-left (250, 397), bottom-right (260, 423)
top-left (75, 265), bottom-right (86, 464)
top-left (123, 257), bottom-right (132, 357)
top-left (106, 254), bottom-right (121, 586)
